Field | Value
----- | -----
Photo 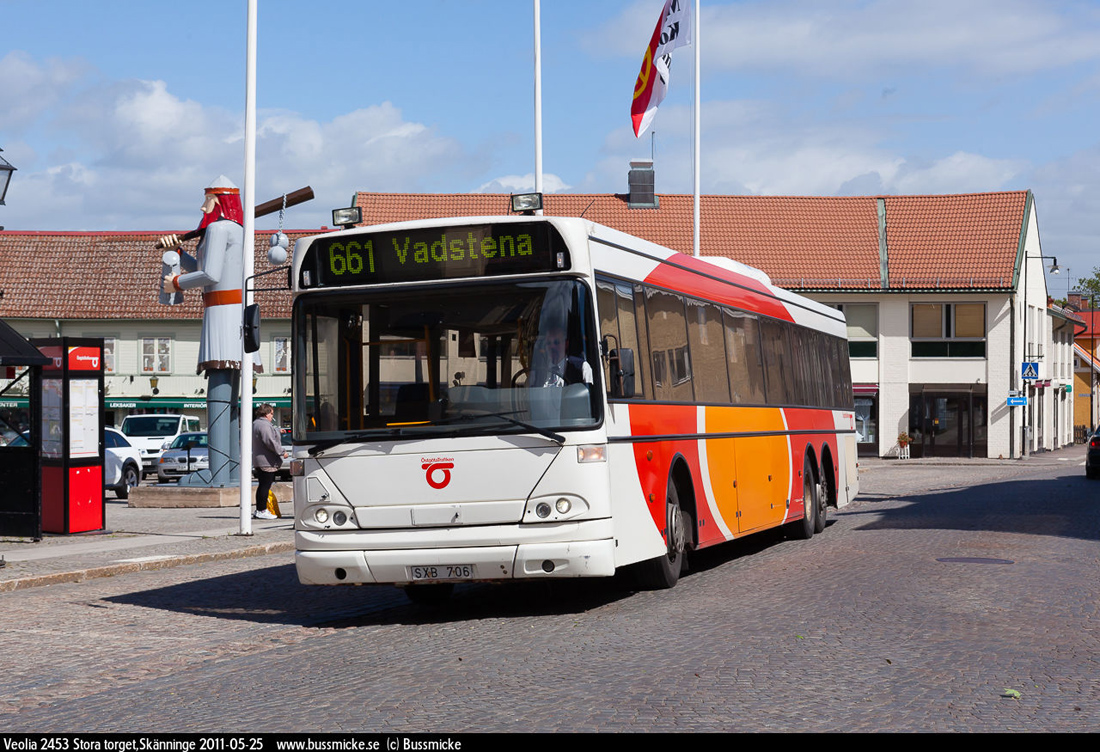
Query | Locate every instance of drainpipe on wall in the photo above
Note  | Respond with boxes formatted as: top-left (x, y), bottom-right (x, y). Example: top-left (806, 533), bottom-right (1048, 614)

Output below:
top-left (877, 198), bottom-right (888, 288)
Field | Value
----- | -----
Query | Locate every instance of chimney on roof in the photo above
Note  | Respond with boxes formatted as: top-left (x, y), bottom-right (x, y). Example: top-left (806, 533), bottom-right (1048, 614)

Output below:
top-left (627, 160), bottom-right (658, 209)
top-left (1068, 291), bottom-right (1085, 310)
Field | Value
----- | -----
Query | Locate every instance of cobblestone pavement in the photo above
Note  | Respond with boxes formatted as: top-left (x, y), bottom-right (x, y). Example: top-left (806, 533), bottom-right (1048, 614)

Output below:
top-left (0, 446), bottom-right (1096, 732)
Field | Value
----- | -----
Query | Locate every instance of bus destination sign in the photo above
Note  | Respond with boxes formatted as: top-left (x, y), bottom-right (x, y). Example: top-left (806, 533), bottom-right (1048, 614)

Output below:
top-left (302, 222), bottom-right (569, 288)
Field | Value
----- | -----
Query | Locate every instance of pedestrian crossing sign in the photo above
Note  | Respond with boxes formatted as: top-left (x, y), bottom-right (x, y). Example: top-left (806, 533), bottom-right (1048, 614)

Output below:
top-left (1021, 362), bottom-right (1039, 380)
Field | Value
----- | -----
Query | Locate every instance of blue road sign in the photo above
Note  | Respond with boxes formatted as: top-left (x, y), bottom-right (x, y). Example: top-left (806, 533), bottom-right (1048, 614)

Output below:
top-left (1021, 362), bottom-right (1039, 380)
top-left (1007, 396), bottom-right (1028, 406)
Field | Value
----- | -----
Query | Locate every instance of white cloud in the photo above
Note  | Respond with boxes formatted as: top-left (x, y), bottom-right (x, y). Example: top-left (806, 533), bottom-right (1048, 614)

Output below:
top-left (0, 51), bottom-right (88, 133)
top-left (474, 173), bottom-right (571, 194)
top-left (890, 152), bottom-right (1024, 195)
top-left (585, 97), bottom-right (1026, 203)
top-left (1026, 146), bottom-right (1100, 281)
top-left (0, 56), bottom-right (482, 231)
top-left (591, 0), bottom-right (1100, 78)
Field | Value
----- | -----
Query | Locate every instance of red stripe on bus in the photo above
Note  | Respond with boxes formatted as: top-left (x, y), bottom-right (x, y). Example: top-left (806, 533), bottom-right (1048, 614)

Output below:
top-left (643, 259), bottom-right (793, 322)
top-left (627, 404), bottom-right (707, 544)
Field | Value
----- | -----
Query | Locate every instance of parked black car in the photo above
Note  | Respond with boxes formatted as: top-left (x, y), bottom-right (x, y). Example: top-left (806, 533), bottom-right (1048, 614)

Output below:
top-left (1087, 429), bottom-right (1100, 479)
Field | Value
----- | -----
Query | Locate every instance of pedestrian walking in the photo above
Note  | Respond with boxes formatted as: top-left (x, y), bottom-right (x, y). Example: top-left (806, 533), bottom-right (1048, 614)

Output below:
top-left (252, 403), bottom-right (286, 519)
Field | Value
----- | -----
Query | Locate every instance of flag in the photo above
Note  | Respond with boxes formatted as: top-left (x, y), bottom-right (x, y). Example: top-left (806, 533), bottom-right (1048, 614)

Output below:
top-left (631, 0), bottom-right (692, 138)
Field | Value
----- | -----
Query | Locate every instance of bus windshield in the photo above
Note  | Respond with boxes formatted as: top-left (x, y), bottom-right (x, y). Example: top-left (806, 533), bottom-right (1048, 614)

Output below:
top-left (294, 278), bottom-right (601, 442)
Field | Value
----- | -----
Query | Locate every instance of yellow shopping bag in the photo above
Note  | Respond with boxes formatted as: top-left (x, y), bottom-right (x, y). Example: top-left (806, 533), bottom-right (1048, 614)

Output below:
top-left (266, 489), bottom-right (282, 518)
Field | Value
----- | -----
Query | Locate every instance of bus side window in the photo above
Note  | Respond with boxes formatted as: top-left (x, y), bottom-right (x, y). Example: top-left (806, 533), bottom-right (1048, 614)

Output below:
top-left (724, 308), bottom-right (766, 405)
top-left (646, 288), bottom-right (692, 403)
top-left (597, 278), bottom-right (647, 400)
top-left (687, 299), bottom-right (730, 404)
top-left (596, 279), bottom-right (619, 396)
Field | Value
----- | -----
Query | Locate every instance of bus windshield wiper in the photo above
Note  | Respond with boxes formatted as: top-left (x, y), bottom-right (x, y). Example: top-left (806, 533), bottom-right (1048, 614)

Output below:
top-left (307, 412), bottom-right (564, 454)
top-left (307, 428), bottom-right (407, 456)
top-left (441, 410), bottom-right (564, 444)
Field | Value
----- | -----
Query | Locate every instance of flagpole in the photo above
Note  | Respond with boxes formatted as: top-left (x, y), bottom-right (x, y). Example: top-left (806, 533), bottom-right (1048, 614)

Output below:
top-left (239, 0), bottom-right (257, 535)
top-left (693, 0), bottom-right (700, 257)
top-left (534, 0), bottom-right (544, 215)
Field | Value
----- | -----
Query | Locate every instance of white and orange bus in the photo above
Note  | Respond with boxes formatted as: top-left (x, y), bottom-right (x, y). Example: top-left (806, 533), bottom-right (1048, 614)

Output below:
top-left (289, 214), bottom-right (858, 602)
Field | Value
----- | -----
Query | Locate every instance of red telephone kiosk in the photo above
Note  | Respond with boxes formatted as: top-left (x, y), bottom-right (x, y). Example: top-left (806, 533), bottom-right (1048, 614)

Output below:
top-left (32, 337), bottom-right (106, 534)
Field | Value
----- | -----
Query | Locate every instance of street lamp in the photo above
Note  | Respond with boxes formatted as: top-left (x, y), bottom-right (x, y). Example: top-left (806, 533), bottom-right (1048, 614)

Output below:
top-left (0, 148), bottom-right (16, 206)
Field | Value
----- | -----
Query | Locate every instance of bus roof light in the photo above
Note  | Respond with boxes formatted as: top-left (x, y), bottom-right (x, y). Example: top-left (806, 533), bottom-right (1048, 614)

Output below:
top-left (332, 206), bottom-right (362, 228)
top-left (510, 193), bottom-right (543, 213)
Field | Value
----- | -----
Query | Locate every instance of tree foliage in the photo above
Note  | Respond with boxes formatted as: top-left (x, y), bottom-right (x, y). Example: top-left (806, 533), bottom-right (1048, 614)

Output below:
top-left (1073, 268), bottom-right (1100, 302)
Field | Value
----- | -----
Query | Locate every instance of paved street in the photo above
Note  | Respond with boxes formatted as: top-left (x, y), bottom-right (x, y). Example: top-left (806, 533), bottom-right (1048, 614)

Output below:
top-left (0, 448), bottom-right (1097, 732)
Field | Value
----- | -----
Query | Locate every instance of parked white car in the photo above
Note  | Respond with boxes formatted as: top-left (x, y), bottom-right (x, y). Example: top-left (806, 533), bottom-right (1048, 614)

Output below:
top-left (105, 427), bottom-right (142, 499)
top-left (119, 414), bottom-right (201, 478)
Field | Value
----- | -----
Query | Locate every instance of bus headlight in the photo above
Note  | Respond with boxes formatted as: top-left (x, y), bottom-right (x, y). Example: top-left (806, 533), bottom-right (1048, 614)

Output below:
top-left (523, 494), bottom-right (588, 523)
top-left (577, 445), bottom-right (606, 463)
top-left (314, 508), bottom-right (329, 524)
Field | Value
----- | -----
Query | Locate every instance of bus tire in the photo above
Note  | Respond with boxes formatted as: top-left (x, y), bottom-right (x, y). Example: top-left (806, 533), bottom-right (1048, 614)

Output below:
top-left (794, 456), bottom-right (816, 540)
top-left (814, 465), bottom-right (829, 534)
top-left (403, 583), bottom-right (454, 606)
top-left (636, 478), bottom-right (686, 589)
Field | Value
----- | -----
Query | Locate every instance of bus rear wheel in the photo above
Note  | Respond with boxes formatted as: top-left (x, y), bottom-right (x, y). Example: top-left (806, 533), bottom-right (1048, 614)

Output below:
top-left (815, 467), bottom-right (830, 534)
top-left (793, 456), bottom-right (817, 540)
top-left (636, 478), bottom-right (686, 589)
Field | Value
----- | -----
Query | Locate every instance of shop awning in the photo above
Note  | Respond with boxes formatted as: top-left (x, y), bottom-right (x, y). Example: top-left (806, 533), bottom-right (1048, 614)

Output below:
top-left (104, 396), bottom-right (291, 410)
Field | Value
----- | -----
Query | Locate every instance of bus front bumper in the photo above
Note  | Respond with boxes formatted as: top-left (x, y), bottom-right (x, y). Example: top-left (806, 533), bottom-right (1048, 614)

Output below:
top-left (295, 527), bottom-right (616, 585)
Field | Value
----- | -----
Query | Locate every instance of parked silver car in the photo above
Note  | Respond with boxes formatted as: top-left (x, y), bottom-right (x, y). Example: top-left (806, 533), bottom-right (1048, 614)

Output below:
top-left (157, 432), bottom-right (209, 482)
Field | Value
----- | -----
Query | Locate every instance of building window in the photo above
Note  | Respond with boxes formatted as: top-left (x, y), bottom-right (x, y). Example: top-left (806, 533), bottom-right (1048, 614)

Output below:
top-left (141, 337), bottom-right (171, 373)
top-left (835, 303), bottom-right (878, 358)
top-left (274, 337), bottom-right (291, 373)
top-left (911, 303), bottom-right (986, 357)
top-left (103, 337), bottom-right (117, 374)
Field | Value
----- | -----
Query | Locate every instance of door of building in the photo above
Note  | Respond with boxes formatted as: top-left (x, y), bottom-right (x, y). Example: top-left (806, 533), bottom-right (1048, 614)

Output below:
top-left (910, 392), bottom-right (988, 458)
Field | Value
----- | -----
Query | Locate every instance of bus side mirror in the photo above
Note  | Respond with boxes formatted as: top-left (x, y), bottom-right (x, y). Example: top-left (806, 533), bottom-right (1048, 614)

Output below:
top-left (244, 303), bottom-right (261, 353)
top-left (609, 348), bottom-right (635, 399)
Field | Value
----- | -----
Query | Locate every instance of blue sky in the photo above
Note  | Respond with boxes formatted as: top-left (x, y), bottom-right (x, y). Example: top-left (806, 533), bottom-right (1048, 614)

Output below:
top-left (3, 0), bottom-right (1100, 290)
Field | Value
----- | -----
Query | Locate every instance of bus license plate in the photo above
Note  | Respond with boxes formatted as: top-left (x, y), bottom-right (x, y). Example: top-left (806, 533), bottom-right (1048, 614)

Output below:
top-left (409, 564), bottom-right (476, 581)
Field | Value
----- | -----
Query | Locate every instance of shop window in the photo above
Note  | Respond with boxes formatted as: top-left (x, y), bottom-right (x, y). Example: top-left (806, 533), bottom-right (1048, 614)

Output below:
top-left (855, 396), bottom-right (877, 448)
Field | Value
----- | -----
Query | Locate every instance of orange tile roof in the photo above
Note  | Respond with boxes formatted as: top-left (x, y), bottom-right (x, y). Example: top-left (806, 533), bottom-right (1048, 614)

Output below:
top-left (0, 230), bottom-right (316, 320)
top-left (883, 192), bottom-right (1027, 289)
top-left (356, 190), bottom-right (1028, 291)
top-left (0, 190), bottom-right (1033, 322)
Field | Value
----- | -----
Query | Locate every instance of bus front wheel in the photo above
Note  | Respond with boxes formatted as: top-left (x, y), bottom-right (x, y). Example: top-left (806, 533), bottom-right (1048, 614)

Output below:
top-left (636, 478), bottom-right (686, 589)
